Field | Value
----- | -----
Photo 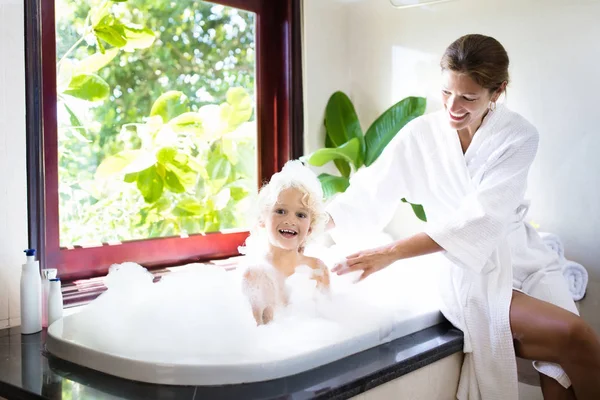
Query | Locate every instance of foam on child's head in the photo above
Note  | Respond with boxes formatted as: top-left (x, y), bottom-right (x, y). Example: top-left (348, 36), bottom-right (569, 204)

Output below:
top-left (239, 160), bottom-right (328, 257)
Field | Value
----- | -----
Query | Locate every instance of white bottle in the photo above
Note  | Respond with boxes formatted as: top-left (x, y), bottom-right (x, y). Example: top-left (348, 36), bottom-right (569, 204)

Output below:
top-left (20, 249), bottom-right (42, 334)
top-left (41, 268), bottom-right (58, 328)
top-left (47, 278), bottom-right (63, 327)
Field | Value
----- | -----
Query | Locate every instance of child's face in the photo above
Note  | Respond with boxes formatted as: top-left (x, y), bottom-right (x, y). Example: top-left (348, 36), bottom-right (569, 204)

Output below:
top-left (263, 187), bottom-right (312, 251)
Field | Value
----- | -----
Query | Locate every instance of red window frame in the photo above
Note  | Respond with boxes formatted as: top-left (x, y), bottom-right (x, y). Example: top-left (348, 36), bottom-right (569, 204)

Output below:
top-left (33, 0), bottom-right (303, 281)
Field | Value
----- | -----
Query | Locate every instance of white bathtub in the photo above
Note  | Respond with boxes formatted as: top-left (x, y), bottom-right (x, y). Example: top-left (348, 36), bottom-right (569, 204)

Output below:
top-left (46, 254), bottom-right (445, 386)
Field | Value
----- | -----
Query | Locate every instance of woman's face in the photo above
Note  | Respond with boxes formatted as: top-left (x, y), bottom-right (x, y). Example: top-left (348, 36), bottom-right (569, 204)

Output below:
top-left (441, 70), bottom-right (499, 133)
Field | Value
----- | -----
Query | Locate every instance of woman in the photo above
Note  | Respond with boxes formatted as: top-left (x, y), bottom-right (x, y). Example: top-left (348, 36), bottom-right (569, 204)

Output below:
top-left (326, 34), bottom-right (600, 400)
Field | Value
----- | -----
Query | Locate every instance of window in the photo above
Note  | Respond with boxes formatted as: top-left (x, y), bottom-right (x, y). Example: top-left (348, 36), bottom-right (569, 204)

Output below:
top-left (26, 0), bottom-right (303, 281)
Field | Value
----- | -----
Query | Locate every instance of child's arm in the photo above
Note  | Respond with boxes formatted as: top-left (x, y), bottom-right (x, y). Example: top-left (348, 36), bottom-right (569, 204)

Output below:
top-left (310, 259), bottom-right (331, 291)
top-left (242, 268), bottom-right (277, 325)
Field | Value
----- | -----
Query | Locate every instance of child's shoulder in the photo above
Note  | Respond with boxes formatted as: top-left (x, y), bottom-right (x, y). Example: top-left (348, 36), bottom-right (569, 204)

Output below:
top-left (299, 255), bottom-right (328, 271)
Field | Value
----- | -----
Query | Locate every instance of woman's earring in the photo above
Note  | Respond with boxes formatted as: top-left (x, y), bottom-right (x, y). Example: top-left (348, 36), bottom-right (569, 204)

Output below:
top-left (489, 101), bottom-right (496, 111)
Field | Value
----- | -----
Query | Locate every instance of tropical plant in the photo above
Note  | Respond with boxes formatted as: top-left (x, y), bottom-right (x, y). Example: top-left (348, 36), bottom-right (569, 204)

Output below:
top-left (304, 91), bottom-right (428, 222)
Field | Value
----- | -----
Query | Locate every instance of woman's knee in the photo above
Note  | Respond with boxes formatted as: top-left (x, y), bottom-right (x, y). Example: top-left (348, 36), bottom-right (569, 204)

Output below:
top-left (558, 317), bottom-right (599, 362)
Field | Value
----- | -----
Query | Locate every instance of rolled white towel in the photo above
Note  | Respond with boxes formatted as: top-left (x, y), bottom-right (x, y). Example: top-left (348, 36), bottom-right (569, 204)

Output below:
top-left (539, 232), bottom-right (565, 260)
top-left (561, 260), bottom-right (588, 301)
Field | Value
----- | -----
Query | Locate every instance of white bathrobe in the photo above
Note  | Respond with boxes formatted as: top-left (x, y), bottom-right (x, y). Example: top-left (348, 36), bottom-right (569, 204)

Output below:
top-left (327, 104), bottom-right (577, 399)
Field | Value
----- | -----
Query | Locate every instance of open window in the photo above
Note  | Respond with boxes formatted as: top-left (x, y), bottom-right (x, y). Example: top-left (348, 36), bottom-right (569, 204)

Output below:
top-left (26, 0), bottom-right (303, 281)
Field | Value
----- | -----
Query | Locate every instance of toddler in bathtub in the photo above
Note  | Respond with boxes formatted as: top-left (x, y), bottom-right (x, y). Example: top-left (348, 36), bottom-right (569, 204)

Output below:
top-left (240, 160), bottom-right (330, 325)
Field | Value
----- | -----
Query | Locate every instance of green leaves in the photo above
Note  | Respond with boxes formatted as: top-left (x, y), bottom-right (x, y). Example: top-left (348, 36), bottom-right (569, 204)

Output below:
top-left (93, 15), bottom-right (155, 52)
top-left (169, 112), bottom-right (204, 136)
top-left (74, 48), bottom-right (119, 75)
top-left (122, 24), bottom-right (156, 51)
top-left (364, 96), bottom-right (426, 167)
top-left (222, 87), bottom-right (253, 130)
top-left (63, 73), bottom-right (110, 102)
top-left (150, 91), bottom-right (190, 123)
top-left (137, 166), bottom-right (163, 203)
top-left (325, 91), bottom-right (364, 152)
top-left (318, 173), bottom-right (350, 199)
top-left (307, 92), bottom-right (428, 221)
top-left (95, 150), bottom-right (156, 178)
top-left (401, 198), bottom-right (427, 222)
top-left (306, 137), bottom-right (361, 170)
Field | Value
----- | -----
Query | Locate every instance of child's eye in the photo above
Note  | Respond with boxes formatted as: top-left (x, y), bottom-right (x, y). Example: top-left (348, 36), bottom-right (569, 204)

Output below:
top-left (275, 208), bottom-right (285, 215)
top-left (442, 90), bottom-right (451, 96)
top-left (297, 212), bottom-right (307, 219)
top-left (463, 97), bottom-right (477, 102)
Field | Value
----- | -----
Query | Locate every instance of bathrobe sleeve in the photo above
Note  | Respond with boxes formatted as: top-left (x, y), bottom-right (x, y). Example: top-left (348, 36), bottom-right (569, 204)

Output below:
top-left (326, 126), bottom-right (415, 236)
top-left (425, 130), bottom-right (539, 274)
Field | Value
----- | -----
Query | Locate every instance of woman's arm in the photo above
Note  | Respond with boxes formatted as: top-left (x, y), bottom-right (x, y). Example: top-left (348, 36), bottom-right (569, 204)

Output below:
top-left (332, 232), bottom-right (442, 280)
top-left (325, 126), bottom-right (415, 236)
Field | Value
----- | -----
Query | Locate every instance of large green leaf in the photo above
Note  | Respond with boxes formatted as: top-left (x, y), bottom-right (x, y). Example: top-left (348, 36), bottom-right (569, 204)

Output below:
top-left (63, 73), bottom-right (110, 102)
top-left (95, 150), bottom-right (155, 178)
top-left (401, 198), bottom-right (427, 222)
top-left (150, 91), bottom-right (190, 123)
top-left (157, 147), bottom-right (197, 189)
top-left (63, 102), bottom-right (89, 142)
top-left (207, 154), bottom-right (232, 184)
top-left (164, 170), bottom-right (185, 193)
top-left (222, 87), bottom-right (253, 130)
top-left (318, 173), bottom-right (350, 199)
top-left (325, 91), bottom-right (365, 161)
top-left (137, 166), bottom-right (164, 203)
top-left (122, 24), bottom-right (156, 51)
top-left (93, 16), bottom-right (128, 48)
top-left (74, 48), bottom-right (119, 75)
top-left (169, 112), bottom-right (204, 136)
top-left (326, 131), bottom-right (351, 178)
top-left (173, 198), bottom-right (205, 217)
top-left (364, 96), bottom-right (426, 166)
top-left (306, 137), bottom-right (361, 170)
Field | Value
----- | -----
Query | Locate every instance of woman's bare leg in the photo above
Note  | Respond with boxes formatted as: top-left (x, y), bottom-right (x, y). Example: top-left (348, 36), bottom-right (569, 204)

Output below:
top-left (539, 373), bottom-right (576, 400)
top-left (510, 290), bottom-right (600, 400)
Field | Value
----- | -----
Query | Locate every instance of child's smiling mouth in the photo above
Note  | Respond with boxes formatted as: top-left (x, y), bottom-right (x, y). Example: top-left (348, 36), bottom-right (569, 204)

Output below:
top-left (278, 228), bottom-right (298, 238)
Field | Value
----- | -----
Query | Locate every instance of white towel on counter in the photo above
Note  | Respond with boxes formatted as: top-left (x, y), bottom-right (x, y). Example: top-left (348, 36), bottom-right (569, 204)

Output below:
top-left (561, 260), bottom-right (588, 301)
top-left (538, 231), bottom-right (588, 301)
top-left (539, 232), bottom-right (565, 259)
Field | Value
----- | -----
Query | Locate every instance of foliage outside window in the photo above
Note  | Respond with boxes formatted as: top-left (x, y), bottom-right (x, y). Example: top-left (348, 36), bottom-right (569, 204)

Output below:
top-left (55, 0), bottom-right (258, 247)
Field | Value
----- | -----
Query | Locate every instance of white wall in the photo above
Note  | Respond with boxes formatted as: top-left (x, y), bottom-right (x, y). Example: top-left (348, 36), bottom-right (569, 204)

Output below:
top-left (0, 0), bottom-right (28, 328)
top-left (305, 0), bottom-right (600, 281)
top-left (302, 0), bottom-right (351, 158)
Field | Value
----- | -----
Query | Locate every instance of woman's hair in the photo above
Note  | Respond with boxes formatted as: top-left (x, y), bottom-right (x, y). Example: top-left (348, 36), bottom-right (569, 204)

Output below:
top-left (441, 34), bottom-right (509, 94)
top-left (239, 160), bottom-right (328, 256)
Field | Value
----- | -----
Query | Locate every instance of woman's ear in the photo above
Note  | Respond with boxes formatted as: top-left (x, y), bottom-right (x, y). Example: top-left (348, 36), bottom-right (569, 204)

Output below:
top-left (493, 81), bottom-right (508, 102)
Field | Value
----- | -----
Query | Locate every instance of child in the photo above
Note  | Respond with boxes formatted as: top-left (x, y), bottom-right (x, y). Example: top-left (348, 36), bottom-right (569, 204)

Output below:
top-left (240, 160), bottom-right (330, 325)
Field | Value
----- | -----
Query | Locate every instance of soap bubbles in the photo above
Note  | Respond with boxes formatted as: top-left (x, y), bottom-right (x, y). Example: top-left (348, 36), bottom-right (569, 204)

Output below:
top-left (64, 234), bottom-right (441, 364)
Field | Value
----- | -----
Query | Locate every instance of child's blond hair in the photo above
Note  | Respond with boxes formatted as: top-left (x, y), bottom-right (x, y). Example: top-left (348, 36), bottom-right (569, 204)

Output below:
top-left (239, 160), bottom-right (328, 256)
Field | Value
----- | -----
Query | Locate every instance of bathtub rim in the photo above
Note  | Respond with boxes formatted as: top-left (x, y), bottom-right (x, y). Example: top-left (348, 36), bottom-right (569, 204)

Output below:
top-left (46, 308), bottom-right (444, 386)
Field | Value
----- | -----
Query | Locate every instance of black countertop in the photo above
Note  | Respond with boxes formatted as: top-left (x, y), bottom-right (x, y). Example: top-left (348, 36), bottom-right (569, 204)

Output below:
top-left (0, 323), bottom-right (463, 400)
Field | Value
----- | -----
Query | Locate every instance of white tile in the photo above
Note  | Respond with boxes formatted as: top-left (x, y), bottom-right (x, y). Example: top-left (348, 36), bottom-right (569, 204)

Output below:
top-left (0, 319), bottom-right (8, 330)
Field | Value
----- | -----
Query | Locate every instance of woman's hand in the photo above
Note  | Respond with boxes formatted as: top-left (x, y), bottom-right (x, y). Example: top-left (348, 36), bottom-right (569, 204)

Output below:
top-left (331, 244), bottom-right (398, 281)
top-left (330, 233), bottom-right (443, 282)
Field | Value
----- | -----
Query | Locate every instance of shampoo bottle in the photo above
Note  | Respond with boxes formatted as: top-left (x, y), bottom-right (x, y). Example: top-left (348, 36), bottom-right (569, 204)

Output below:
top-left (47, 278), bottom-right (63, 327)
top-left (20, 249), bottom-right (42, 334)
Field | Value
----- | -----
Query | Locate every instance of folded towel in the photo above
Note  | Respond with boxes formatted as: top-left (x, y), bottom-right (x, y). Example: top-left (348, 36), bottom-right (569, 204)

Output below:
top-left (562, 260), bottom-right (588, 301)
top-left (539, 232), bottom-right (565, 260)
